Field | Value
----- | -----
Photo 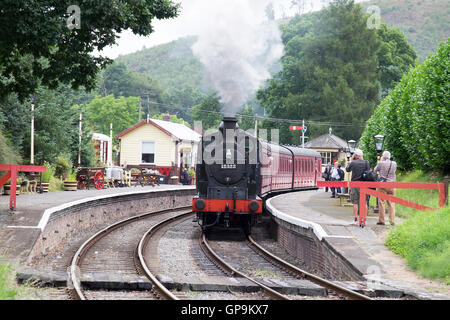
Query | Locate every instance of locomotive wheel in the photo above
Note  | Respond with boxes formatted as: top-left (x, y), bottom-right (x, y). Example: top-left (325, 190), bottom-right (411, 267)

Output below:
top-left (94, 171), bottom-right (105, 190)
top-left (241, 215), bottom-right (252, 236)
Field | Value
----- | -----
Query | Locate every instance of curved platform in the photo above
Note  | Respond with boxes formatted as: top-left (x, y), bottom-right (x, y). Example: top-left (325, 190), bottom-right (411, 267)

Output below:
top-left (0, 185), bottom-right (195, 265)
top-left (266, 190), bottom-right (449, 300)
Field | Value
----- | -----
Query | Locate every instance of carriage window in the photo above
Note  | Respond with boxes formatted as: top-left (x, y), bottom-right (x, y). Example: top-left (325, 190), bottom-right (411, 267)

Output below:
top-left (141, 141), bottom-right (155, 164)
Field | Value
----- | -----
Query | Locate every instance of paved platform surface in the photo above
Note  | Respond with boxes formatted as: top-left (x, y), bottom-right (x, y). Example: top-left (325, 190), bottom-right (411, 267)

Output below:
top-left (268, 189), bottom-right (450, 300)
top-left (0, 185), bottom-right (194, 264)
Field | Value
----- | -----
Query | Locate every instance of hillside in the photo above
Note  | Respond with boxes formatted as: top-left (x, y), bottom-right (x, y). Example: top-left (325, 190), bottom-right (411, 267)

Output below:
top-left (363, 0), bottom-right (449, 61)
top-left (115, 36), bottom-right (208, 93)
top-left (115, 0), bottom-right (449, 95)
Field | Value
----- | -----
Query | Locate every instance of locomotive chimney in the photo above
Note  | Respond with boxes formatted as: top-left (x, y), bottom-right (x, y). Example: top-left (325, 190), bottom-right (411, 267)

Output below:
top-left (221, 116), bottom-right (238, 131)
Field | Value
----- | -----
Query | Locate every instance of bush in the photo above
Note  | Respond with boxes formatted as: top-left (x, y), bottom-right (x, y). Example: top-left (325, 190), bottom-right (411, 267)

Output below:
top-left (41, 163), bottom-right (55, 183)
top-left (386, 206), bottom-right (450, 280)
top-left (360, 39), bottom-right (450, 173)
top-left (54, 156), bottom-right (72, 179)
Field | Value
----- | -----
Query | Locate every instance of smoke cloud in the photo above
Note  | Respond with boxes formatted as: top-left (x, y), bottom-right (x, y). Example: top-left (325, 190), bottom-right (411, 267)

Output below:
top-left (190, 0), bottom-right (284, 116)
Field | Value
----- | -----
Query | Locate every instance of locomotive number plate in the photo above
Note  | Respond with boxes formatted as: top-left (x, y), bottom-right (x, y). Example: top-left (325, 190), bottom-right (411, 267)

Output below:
top-left (221, 164), bottom-right (236, 169)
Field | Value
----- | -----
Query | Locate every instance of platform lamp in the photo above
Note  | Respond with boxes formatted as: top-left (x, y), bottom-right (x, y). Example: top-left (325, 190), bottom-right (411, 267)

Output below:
top-left (347, 140), bottom-right (357, 155)
top-left (372, 134), bottom-right (386, 160)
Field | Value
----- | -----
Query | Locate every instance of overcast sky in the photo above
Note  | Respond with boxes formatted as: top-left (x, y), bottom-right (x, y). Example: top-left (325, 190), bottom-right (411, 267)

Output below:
top-left (99, 0), bottom-right (369, 59)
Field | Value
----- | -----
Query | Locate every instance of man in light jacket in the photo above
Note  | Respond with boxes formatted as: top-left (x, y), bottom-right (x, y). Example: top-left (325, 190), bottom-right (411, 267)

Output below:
top-left (374, 151), bottom-right (397, 226)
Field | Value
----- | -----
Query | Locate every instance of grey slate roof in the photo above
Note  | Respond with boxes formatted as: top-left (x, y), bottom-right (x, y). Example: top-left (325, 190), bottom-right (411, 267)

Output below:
top-left (304, 134), bottom-right (347, 150)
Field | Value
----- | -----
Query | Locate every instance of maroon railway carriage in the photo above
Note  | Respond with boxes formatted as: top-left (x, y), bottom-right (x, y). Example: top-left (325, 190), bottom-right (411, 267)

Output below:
top-left (193, 117), bottom-right (321, 234)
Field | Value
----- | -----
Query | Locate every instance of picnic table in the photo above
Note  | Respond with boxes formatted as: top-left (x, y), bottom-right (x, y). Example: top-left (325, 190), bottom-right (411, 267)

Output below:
top-left (133, 168), bottom-right (160, 187)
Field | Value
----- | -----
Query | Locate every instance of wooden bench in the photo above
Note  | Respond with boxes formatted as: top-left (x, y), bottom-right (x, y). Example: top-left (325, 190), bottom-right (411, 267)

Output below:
top-left (337, 193), bottom-right (352, 207)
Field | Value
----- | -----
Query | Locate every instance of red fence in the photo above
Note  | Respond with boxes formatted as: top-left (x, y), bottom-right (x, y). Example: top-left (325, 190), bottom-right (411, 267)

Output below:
top-left (318, 180), bottom-right (447, 227)
top-left (0, 164), bottom-right (46, 210)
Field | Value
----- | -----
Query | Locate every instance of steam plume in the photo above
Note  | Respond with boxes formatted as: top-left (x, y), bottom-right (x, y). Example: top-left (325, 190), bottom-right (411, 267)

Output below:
top-left (191, 0), bottom-right (284, 116)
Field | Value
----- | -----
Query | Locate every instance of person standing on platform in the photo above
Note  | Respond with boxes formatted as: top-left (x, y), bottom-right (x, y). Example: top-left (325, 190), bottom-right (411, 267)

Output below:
top-left (374, 151), bottom-right (397, 226)
top-left (346, 149), bottom-right (370, 224)
top-left (330, 162), bottom-right (342, 198)
top-left (323, 163), bottom-right (333, 192)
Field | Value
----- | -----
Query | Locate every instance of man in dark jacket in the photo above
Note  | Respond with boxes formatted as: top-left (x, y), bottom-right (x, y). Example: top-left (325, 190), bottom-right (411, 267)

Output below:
top-left (346, 149), bottom-right (370, 224)
top-left (180, 168), bottom-right (191, 185)
top-left (323, 164), bottom-right (333, 192)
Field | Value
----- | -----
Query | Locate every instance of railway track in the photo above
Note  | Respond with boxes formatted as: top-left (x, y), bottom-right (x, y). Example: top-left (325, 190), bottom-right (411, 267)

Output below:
top-left (69, 206), bottom-right (192, 300)
top-left (246, 235), bottom-right (373, 300)
top-left (200, 233), bottom-right (291, 300)
top-left (69, 205), bottom-right (372, 300)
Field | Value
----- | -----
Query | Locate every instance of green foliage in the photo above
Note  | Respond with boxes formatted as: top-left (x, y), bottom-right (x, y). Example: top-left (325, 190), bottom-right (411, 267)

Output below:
top-left (67, 170), bottom-right (77, 182)
top-left (238, 105), bottom-right (257, 132)
top-left (54, 155), bottom-right (72, 179)
top-left (361, 39), bottom-right (450, 173)
top-left (41, 163), bottom-right (55, 183)
top-left (258, 0), bottom-right (381, 143)
top-left (0, 131), bottom-right (21, 164)
top-left (386, 206), bottom-right (450, 280)
top-left (97, 62), bottom-right (166, 120)
top-left (49, 176), bottom-right (64, 192)
top-left (376, 24), bottom-right (418, 98)
top-left (0, 0), bottom-right (180, 101)
top-left (116, 37), bottom-right (208, 94)
top-left (192, 94), bottom-right (223, 130)
top-left (86, 95), bottom-right (140, 138)
top-left (0, 264), bottom-right (17, 300)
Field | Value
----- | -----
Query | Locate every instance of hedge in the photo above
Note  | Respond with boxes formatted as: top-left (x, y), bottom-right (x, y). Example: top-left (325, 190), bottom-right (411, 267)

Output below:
top-left (360, 39), bottom-right (449, 173)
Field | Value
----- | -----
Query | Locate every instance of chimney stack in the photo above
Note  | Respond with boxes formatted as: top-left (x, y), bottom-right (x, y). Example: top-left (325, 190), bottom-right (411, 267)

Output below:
top-left (163, 113), bottom-right (171, 122)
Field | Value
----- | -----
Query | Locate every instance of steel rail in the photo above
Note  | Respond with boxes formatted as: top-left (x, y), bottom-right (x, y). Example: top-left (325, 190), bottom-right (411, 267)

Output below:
top-left (247, 235), bottom-right (373, 300)
top-left (138, 211), bottom-right (194, 300)
top-left (69, 206), bottom-right (191, 300)
top-left (200, 233), bottom-right (291, 300)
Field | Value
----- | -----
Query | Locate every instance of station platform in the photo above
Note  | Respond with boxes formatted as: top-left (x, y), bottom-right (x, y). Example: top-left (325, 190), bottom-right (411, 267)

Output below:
top-left (0, 185), bottom-right (195, 265)
top-left (267, 189), bottom-right (450, 299)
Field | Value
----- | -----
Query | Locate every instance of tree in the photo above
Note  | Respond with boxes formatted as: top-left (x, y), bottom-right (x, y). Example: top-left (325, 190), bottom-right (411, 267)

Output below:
top-left (0, 131), bottom-right (22, 164)
top-left (98, 62), bottom-right (164, 102)
top-left (85, 95), bottom-right (139, 138)
top-left (0, 0), bottom-right (179, 101)
top-left (258, 0), bottom-right (381, 143)
top-left (192, 94), bottom-right (223, 130)
top-left (238, 105), bottom-right (256, 132)
top-left (377, 24), bottom-right (418, 98)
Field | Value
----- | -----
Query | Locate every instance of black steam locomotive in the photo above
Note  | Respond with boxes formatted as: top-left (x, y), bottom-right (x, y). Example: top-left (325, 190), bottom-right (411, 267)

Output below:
top-left (192, 117), bottom-right (322, 234)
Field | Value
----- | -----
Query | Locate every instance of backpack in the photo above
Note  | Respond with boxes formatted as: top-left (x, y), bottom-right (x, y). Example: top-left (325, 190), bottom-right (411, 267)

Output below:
top-left (359, 160), bottom-right (377, 181)
top-left (362, 170), bottom-right (378, 181)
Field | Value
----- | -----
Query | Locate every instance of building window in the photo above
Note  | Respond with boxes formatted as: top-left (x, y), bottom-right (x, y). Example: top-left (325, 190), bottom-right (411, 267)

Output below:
top-left (141, 141), bottom-right (155, 164)
top-left (320, 152), bottom-right (339, 165)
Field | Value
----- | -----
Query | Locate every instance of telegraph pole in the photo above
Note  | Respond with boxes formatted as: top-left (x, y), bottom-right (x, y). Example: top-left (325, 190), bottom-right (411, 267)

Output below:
top-left (139, 97), bottom-right (142, 122)
top-left (302, 119), bottom-right (305, 148)
top-left (30, 95), bottom-right (36, 164)
top-left (78, 113), bottom-right (82, 167)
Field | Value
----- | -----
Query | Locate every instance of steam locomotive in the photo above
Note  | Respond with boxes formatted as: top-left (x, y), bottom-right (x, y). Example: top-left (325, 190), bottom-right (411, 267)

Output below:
top-left (192, 117), bottom-right (322, 234)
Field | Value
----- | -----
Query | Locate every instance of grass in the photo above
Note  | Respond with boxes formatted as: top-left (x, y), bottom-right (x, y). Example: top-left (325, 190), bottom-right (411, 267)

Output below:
top-left (0, 264), bottom-right (17, 300)
top-left (384, 170), bottom-right (449, 283)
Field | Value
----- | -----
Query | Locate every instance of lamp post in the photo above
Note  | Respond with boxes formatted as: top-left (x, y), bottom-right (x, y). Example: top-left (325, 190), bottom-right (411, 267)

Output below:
top-left (30, 95), bottom-right (36, 165)
top-left (372, 134), bottom-right (385, 214)
top-left (372, 134), bottom-right (385, 160)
